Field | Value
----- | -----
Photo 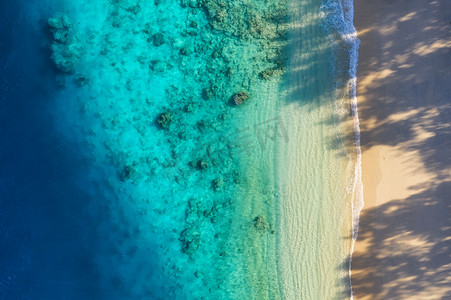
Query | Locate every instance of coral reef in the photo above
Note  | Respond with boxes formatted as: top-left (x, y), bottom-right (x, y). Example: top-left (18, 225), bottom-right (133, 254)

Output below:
top-left (152, 32), bottom-right (165, 47)
top-left (179, 227), bottom-right (201, 255)
top-left (232, 91), bottom-right (250, 106)
top-left (48, 15), bottom-right (81, 73)
top-left (212, 177), bottom-right (224, 191)
top-left (49, 0), bottom-right (289, 296)
top-left (194, 158), bottom-right (209, 170)
top-left (259, 67), bottom-right (284, 80)
top-left (253, 215), bottom-right (271, 232)
top-left (119, 165), bottom-right (135, 182)
top-left (156, 112), bottom-right (173, 129)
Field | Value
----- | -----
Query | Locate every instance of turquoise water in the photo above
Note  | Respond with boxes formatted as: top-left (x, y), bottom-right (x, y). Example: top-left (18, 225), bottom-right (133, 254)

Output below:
top-left (43, 0), bottom-right (288, 298)
top-left (1, 0), bottom-right (359, 298)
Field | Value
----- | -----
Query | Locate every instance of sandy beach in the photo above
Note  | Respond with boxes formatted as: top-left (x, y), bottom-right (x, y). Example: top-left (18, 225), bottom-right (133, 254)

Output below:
top-left (352, 0), bottom-right (451, 298)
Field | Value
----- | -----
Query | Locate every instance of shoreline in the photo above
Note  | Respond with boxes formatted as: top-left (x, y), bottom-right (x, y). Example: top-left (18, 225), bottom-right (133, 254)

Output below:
top-left (337, 0), bottom-right (364, 297)
top-left (352, 0), bottom-right (451, 298)
top-left (276, 0), bottom-right (356, 298)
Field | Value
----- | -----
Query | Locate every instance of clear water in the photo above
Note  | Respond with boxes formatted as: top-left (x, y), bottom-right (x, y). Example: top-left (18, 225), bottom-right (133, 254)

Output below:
top-left (0, 0), bottom-right (358, 298)
top-left (275, 0), bottom-right (360, 298)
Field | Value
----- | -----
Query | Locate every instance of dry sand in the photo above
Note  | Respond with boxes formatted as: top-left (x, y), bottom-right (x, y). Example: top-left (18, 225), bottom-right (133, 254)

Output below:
top-left (352, 0), bottom-right (451, 299)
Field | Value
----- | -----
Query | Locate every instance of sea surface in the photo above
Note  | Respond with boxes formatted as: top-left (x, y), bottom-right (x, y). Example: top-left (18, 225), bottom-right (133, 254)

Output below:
top-left (0, 0), bottom-right (360, 299)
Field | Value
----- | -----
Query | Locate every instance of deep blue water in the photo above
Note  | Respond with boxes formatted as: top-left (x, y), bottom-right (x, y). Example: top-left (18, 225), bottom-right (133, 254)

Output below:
top-left (0, 1), bottom-right (104, 298)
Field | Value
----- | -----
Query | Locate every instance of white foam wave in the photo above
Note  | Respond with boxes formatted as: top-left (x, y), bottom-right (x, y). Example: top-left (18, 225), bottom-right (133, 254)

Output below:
top-left (320, 0), bottom-right (363, 298)
top-left (340, 2), bottom-right (364, 300)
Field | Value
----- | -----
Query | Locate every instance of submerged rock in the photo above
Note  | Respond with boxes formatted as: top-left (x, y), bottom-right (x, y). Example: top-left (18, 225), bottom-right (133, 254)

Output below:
top-left (179, 228), bottom-right (200, 255)
top-left (202, 87), bottom-right (213, 100)
top-left (48, 15), bottom-right (80, 73)
top-left (180, 45), bottom-right (191, 56)
top-left (156, 112), bottom-right (172, 129)
top-left (189, 20), bottom-right (198, 28)
top-left (125, 4), bottom-right (141, 15)
top-left (196, 159), bottom-right (209, 170)
top-left (232, 91), bottom-right (249, 106)
top-left (196, 119), bottom-right (212, 132)
top-left (184, 103), bottom-right (195, 112)
top-left (119, 165), bottom-right (135, 182)
top-left (50, 44), bottom-right (78, 73)
top-left (181, 0), bottom-right (200, 8)
top-left (253, 215), bottom-right (270, 232)
top-left (190, 158), bottom-right (209, 170)
top-left (47, 15), bottom-right (70, 29)
top-left (212, 178), bottom-right (224, 192)
top-left (194, 270), bottom-right (202, 278)
top-left (152, 33), bottom-right (165, 47)
top-left (75, 74), bottom-right (88, 86)
top-left (188, 198), bottom-right (203, 213)
top-left (52, 29), bottom-right (69, 43)
top-left (259, 68), bottom-right (283, 80)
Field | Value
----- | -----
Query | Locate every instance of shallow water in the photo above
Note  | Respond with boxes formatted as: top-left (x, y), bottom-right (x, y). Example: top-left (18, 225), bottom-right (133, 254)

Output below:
top-left (275, 0), bottom-right (359, 298)
top-left (0, 0), bottom-right (358, 298)
top-left (35, 0), bottom-right (288, 298)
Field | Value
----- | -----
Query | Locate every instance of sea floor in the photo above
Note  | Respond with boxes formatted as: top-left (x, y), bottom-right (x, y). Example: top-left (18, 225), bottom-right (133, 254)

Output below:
top-left (45, 0), bottom-right (289, 298)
